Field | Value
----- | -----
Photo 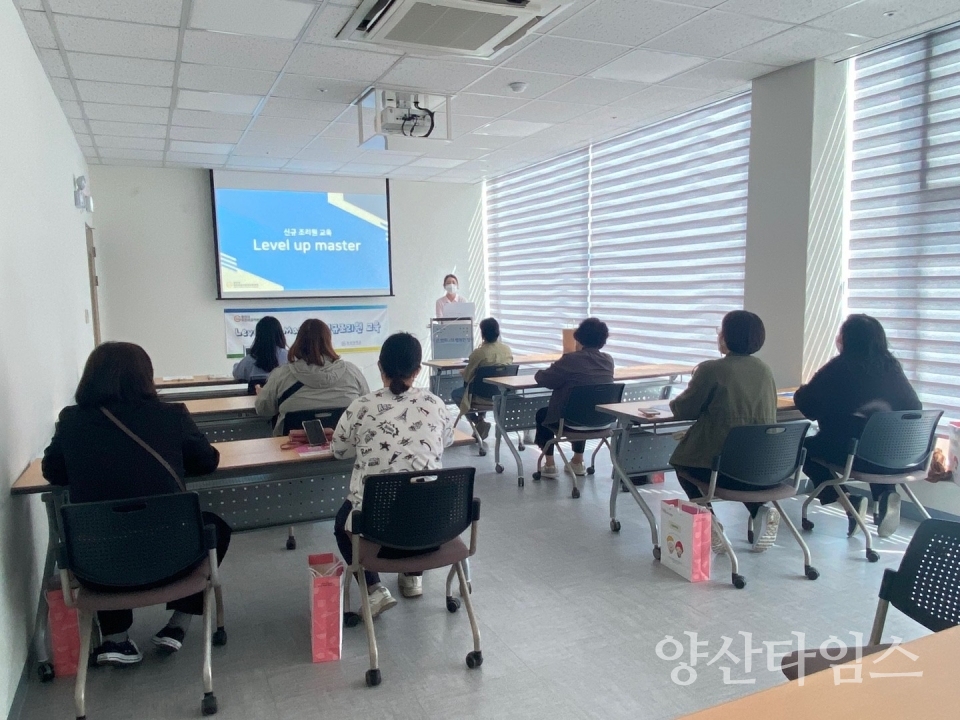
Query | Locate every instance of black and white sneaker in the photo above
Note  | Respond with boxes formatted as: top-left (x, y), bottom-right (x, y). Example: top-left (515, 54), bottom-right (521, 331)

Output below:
top-left (151, 625), bottom-right (186, 653)
top-left (94, 639), bottom-right (143, 666)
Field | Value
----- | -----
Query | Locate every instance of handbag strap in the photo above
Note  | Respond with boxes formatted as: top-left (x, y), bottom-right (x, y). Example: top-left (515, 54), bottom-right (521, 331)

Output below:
top-left (100, 407), bottom-right (186, 492)
top-left (277, 380), bottom-right (305, 408)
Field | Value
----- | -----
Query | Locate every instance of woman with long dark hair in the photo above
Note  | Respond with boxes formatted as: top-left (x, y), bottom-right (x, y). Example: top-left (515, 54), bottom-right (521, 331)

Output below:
top-left (232, 315), bottom-right (288, 381)
top-left (795, 314), bottom-right (921, 536)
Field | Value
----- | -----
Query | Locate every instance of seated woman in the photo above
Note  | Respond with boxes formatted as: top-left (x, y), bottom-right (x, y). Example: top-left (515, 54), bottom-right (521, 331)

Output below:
top-left (255, 319), bottom-right (369, 435)
top-left (42, 342), bottom-right (229, 667)
top-left (795, 314), bottom-right (921, 537)
top-left (451, 317), bottom-right (513, 439)
top-left (331, 333), bottom-right (455, 608)
top-left (669, 311), bottom-right (779, 553)
top-left (232, 315), bottom-right (288, 382)
top-left (533, 318), bottom-right (614, 478)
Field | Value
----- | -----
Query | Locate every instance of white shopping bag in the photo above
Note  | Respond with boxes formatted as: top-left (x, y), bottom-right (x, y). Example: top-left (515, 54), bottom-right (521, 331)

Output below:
top-left (660, 499), bottom-right (712, 583)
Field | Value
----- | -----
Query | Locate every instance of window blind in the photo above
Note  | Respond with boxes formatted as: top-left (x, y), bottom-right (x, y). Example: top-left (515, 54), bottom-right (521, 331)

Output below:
top-left (848, 24), bottom-right (960, 417)
top-left (486, 149), bottom-right (590, 355)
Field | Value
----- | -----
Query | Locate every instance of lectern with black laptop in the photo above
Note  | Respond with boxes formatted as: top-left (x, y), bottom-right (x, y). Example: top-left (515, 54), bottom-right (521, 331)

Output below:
top-left (428, 303), bottom-right (476, 402)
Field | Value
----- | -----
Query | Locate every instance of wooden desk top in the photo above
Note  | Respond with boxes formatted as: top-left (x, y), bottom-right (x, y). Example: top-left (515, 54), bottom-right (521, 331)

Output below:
top-left (424, 352), bottom-right (562, 370)
top-left (484, 363), bottom-right (694, 391)
top-left (156, 375), bottom-right (240, 389)
top-left (11, 429), bottom-right (476, 496)
top-left (597, 392), bottom-right (797, 425)
top-left (183, 395), bottom-right (257, 416)
top-left (679, 627), bottom-right (957, 720)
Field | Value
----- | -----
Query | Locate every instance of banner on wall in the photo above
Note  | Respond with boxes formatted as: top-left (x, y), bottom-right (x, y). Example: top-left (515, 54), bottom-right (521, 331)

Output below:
top-left (224, 305), bottom-right (389, 359)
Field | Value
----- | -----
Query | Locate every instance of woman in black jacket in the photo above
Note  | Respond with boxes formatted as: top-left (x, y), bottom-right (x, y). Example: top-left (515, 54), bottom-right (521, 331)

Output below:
top-left (42, 342), bottom-right (229, 666)
top-left (795, 315), bottom-right (921, 537)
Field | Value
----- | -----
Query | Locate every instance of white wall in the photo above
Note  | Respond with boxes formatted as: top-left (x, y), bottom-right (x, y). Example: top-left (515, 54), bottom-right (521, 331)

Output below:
top-left (90, 167), bottom-right (484, 387)
top-left (0, 2), bottom-right (93, 715)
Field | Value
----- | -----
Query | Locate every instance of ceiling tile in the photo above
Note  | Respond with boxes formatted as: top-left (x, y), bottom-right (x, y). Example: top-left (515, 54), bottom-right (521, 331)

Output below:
top-left (465, 69), bottom-right (575, 99)
top-left (540, 76), bottom-right (648, 105)
top-left (446, 133), bottom-right (515, 150)
top-left (715, 0), bottom-right (856, 24)
top-left (171, 108), bottom-right (252, 129)
top-left (177, 89), bottom-right (262, 113)
top-left (661, 58), bottom-right (779, 91)
top-left (233, 131), bottom-right (313, 157)
top-left (474, 119), bottom-right (552, 137)
top-left (88, 119), bottom-right (167, 137)
top-left (504, 35), bottom-right (630, 76)
top-left (38, 49), bottom-right (68, 77)
top-left (75, 133), bottom-right (94, 147)
top-left (66, 53), bottom-right (175, 85)
top-left (644, 10), bottom-right (792, 58)
top-left (177, 63), bottom-right (278, 95)
top-left (354, 151), bottom-right (416, 167)
top-left (165, 151), bottom-right (230, 164)
top-left (665, 0), bottom-right (726, 6)
top-left (69, 117), bottom-right (88, 133)
top-left (61, 100), bottom-right (83, 118)
top-left (75, 80), bottom-right (172, 107)
top-left (552, 0), bottom-right (706, 46)
top-left (503, 100), bottom-right (594, 123)
top-left (294, 146), bottom-right (363, 163)
top-left (303, 3), bottom-right (361, 44)
top-left (94, 135), bottom-right (166, 150)
top-left (21, 12), bottom-right (58, 48)
top-left (449, 114), bottom-right (492, 136)
top-left (250, 115), bottom-right (329, 135)
top-left (408, 157), bottom-right (466, 169)
top-left (727, 25), bottom-right (868, 65)
top-left (287, 44), bottom-right (399, 82)
top-left (271, 74), bottom-right (366, 104)
top-left (378, 58), bottom-right (491, 94)
top-left (389, 167), bottom-right (443, 179)
top-left (169, 126), bottom-right (243, 143)
top-left (260, 97), bottom-right (350, 121)
top-left (319, 122), bottom-right (356, 139)
top-left (48, 0), bottom-right (183, 25)
top-left (337, 163), bottom-right (396, 175)
top-left (190, 0), bottom-right (313, 39)
top-left (301, 138), bottom-right (362, 155)
top-left (50, 77), bottom-right (79, 102)
top-left (98, 147), bottom-right (164, 160)
top-left (416, 144), bottom-right (489, 160)
top-left (283, 160), bottom-right (345, 173)
top-left (54, 16), bottom-right (179, 60)
top-left (609, 84), bottom-right (721, 116)
top-left (591, 48), bottom-right (707, 83)
top-left (226, 156), bottom-right (289, 168)
top-left (181, 30), bottom-right (295, 71)
top-left (169, 139), bottom-right (235, 154)
top-left (17, 0), bottom-right (44, 10)
top-left (83, 102), bottom-right (169, 123)
top-left (449, 93), bottom-right (528, 118)
top-left (807, 0), bottom-right (960, 38)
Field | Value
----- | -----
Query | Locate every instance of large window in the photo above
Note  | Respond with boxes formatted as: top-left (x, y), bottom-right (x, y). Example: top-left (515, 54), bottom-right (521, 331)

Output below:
top-left (486, 94), bottom-right (751, 363)
top-left (848, 25), bottom-right (960, 417)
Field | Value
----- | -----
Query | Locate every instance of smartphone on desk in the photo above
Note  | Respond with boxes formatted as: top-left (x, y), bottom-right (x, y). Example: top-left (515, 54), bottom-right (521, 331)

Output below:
top-left (302, 419), bottom-right (327, 447)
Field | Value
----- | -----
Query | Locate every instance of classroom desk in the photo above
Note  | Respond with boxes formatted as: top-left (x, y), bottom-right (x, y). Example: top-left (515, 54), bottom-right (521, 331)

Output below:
top-left (182, 396), bottom-right (270, 441)
top-left (155, 375), bottom-right (238, 389)
top-left (425, 352), bottom-right (562, 402)
top-left (484, 364), bottom-right (694, 487)
top-left (596, 392), bottom-right (800, 560)
top-left (678, 626), bottom-right (958, 720)
top-left (156, 375), bottom-right (248, 402)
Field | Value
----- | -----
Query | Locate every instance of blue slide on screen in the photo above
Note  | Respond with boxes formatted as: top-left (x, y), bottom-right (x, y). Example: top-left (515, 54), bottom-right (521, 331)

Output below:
top-left (214, 187), bottom-right (391, 299)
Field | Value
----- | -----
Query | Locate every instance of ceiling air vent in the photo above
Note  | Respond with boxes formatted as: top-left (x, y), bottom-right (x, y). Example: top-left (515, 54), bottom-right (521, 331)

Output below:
top-left (337, 0), bottom-right (564, 58)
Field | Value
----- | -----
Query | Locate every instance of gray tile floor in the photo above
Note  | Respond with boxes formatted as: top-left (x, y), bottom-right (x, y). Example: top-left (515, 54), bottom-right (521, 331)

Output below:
top-left (19, 441), bottom-right (927, 720)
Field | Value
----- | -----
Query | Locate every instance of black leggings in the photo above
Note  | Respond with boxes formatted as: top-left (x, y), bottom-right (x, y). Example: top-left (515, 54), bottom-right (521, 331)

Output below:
top-left (535, 407), bottom-right (585, 457)
top-left (674, 466), bottom-right (778, 518)
top-left (334, 500), bottom-right (381, 588)
top-left (97, 512), bottom-right (232, 637)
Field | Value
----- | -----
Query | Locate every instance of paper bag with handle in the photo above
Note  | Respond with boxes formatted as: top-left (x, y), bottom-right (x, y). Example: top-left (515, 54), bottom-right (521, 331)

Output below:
top-left (660, 499), bottom-right (712, 583)
top-left (309, 553), bottom-right (344, 662)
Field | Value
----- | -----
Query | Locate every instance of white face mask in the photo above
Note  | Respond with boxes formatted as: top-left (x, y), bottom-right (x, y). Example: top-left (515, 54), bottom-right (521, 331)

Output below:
top-left (445, 283), bottom-right (458, 294)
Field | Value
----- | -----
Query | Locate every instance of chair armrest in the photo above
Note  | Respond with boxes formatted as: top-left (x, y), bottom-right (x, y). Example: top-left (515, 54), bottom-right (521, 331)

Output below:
top-left (58, 568), bottom-right (77, 609)
top-left (877, 568), bottom-right (898, 602)
top-left (203, 523), bottom-right (222, 587)
top-left (472, 498), bottom-right (481, 522)
top-left (793, 448), bottom-right (808, 490)
top-left (203, 523), bottom-right (218, 551)
top-left (705, 455), bottom-right (721, 501)
top-left (842, 439), bottom-right (858, 480)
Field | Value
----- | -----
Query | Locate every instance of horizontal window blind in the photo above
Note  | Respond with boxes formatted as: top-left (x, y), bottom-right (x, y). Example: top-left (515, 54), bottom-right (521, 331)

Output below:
top-left (849, 24), bottom-right (960, 417)
top-left (590, 95), bottom-right (751, 366)
top-left (486, 149), bottom-right (590, 355)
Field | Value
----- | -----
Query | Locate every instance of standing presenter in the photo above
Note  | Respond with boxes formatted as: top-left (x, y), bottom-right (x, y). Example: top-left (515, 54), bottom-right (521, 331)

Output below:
top-left (435, 274), bottom-right (468, 318)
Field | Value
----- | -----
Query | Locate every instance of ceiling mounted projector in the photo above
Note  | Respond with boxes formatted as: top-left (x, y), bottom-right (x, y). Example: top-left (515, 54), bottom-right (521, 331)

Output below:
top-left (337, 0), bottom-right (566, 58)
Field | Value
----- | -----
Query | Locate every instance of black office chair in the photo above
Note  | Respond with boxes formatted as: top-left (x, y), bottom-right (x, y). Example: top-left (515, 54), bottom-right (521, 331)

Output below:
top-left (677, 423), bottom-right (811, 589)
top-left (782, 518), bottom-right (960, 681)
top-left (454, 364), bottom-right (519, 456)
top-left (342, 468), bottom-right (481, 687)
top-left (246, 378), bottom-right (267, 395)
top-left (801, 410), bottom-right (942, 562)
top-left (532, 383), bottom-right (626, 499)
top-left (58, 493), bottom-right (225, 718)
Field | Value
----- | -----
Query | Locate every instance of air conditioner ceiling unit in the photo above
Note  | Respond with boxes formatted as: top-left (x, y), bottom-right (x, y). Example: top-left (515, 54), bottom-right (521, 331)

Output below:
top-left (337, 0), bottom-right (564, 58)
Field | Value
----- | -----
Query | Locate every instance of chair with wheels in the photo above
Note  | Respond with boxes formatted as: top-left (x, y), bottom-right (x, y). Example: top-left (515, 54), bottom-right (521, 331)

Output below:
top-left (57, 492), bottom-right (225, 719)
top-left (342, 467), bottom-right (481, 687)
top-left (782, 518), bottom-right (960, 680)
top-left (801, 410), bottom-right (942, 563)
top-left (532, 383), bottom-right (625, 499)
top-left (676, 422), bottom-right (812, 589)
top-left (280, 406), bottom-right (348, 550)
top-left (453, 364), bottom-right (519, 456)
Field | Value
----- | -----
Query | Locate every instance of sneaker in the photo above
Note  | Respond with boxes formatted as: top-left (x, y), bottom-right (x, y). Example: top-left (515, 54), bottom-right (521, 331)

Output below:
top-left (877, 492), bottom-right (901, 538)
top-left (540, 464), bottom-right (559, 478)
top-left (94, 639), bottom-right (143, 666)
top-left (847, 495), bottom-right (869, 537)
top-left (367, 585), bottom-right (398, 619)
top-left (398, 573), bottom-right (423, 598)
top-left (711, 518), bottom-right (728, 555)
top-left (151, 625), bottom-right (186, 653)
top-left (750, 506), bottom-right (780, 553)
top-left (569, 462), bottom-right (587, 476)
top-left (474, 418), bottom-right (491, 440)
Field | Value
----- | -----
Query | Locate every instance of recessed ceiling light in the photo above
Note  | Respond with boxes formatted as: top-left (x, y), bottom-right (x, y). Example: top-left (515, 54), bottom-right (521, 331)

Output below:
top-left (508, 81), bottom-right (528, 93)
top-left (883, 10), bottom-right (896, 17)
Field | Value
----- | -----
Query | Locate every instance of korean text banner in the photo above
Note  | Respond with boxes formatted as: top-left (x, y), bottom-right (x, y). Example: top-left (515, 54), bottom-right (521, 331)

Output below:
top-left (224, 306), bottom-right (389, 359)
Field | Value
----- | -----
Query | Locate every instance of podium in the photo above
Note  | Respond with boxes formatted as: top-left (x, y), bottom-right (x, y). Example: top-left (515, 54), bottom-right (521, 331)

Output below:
top-left (429, 317), bottom-right (474, 402)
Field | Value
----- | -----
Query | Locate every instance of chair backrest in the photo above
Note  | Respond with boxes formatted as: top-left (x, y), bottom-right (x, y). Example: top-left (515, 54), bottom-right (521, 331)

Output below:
top-left (247, 378), bottom-right (267, 395)
top-left (622, 381), bottom-right (672, 403)
top-left (560, 383), bottom-right (625, 428)
top-left (717, 422), bottom-right (810, 486)
top-left (469, 364), bottom-right (519, 400)
top-left (282, 407), bottom-right (347, 435)
top-left (356, 467), bottom-right (476, 550)
top-left (59, 492), bottom-right (206, 589)
top-left (856, 410), bottom-right (943, 471)
top-left (882, 519), bottom-right (960, 633)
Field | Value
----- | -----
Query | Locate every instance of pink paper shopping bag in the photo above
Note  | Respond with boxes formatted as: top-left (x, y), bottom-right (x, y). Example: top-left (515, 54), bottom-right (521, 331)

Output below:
top-left (660, 499), bottom-right (712, 582)
top-left (46, 589), bottom-right (80, 677)
top-left (309, 553), bottom-right (344, 663)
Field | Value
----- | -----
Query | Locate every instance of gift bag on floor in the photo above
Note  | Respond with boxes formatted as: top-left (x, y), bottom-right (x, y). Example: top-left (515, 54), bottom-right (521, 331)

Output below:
top-left (660, 499), bottom-right (711, 583)
top-left (309, 553), bottom-right (344, 663)
top-left (46, 588), bottom-right (80, 677)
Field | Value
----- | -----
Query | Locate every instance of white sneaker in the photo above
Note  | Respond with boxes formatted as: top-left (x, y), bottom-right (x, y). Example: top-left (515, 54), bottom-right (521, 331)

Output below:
top-left (711, 518), bottom-right (728, 555)
top-left (877, 492), bottom-right (901, 538)
top-left (398, 573), bottom-right (423, 598)
top-left (367, 585), bottom-right (397, 619)
top-left (569, 462), bottom-right (587, 476)
top-left (540, 464), bottom-right (559, 478)
top-left (751, 506), bottom-right (780, 553)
